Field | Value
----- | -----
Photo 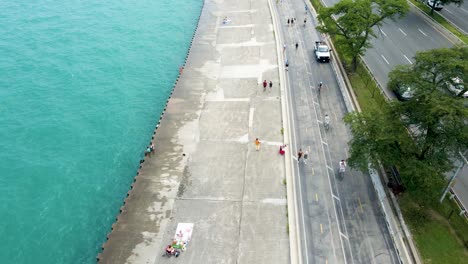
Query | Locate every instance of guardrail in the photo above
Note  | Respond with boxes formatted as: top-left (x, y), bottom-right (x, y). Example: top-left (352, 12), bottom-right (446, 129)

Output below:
top-left (449, 189), bottom-right (468, 218)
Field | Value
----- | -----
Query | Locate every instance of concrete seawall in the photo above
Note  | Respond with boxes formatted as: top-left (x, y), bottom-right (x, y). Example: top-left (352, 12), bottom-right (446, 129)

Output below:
top-left (97, 0), bottom-right (290, 263)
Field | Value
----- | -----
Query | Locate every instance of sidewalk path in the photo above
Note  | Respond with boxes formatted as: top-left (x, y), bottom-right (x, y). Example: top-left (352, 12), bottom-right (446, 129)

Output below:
top-left (98, 0), bottom-right (290, 263)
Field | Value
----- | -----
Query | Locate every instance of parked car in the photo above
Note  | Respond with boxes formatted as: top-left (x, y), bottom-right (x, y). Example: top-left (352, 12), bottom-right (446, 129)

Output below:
top-left (391, 83), bottom-right (414, 101)
top-left (446, 77), bottom-right (467, 98)
top-left (427, 0), bottom-right (444, 11)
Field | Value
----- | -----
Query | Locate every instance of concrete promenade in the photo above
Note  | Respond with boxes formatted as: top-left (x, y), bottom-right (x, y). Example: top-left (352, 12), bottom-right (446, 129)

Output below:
top-left (98, 0), bottom-right (290, 263)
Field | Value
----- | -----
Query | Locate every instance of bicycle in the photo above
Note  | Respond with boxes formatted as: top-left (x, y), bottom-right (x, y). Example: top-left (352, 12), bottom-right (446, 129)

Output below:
top-left (338, 160), bottom-right (346, 180)
top-left (318, 81), bottom-right (323, 96)
top-left (324, 115), bottom-right (330, 131)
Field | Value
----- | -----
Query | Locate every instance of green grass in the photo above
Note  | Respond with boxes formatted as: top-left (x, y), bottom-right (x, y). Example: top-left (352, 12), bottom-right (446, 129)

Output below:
top-left (400, 195), bottom-right (468, 263)
top-left (347, 62), bottom-right (388, 112)
top-left (409, 0), bottom-right (468, 44)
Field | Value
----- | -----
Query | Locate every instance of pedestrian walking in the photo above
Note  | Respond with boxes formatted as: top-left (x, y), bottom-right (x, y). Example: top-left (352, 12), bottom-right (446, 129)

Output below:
top-left (285, 58), bottom-right (289, 71)
top-left (298, 149), bottom-right (303, 162)
top-left (291, 18), bottom-right (294, 26)
top-left (283, 44), bottom-right (287, 52)
top-left (262, 80), bottom-right (267, 91)
top-left (287, 18), bottom-right (290, 26)
top-left (304, 17), bottom-right (307, 27)
top-left (303, 151), bottom-right (308, 164)
top-left (255, 138), bottom-right (261, 151)
top-left (269, 81), bottom-right (273, 91)
top-left (295, 42), bottom-right (299, 50)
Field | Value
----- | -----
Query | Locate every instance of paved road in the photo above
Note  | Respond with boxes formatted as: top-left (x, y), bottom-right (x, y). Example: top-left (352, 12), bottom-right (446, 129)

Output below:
top-left (274, 0), bottom-right (399, 263)
top-left (439, 1), bottom-right (468, 35)
top-left (322, 0), bottom-right (468, 230)
top-left (321, 0), bottom-right (454, 98)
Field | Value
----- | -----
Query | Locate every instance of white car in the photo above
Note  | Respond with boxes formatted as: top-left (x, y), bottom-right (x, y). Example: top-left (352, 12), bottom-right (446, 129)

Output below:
top-left (427, 0), bottom-right (443, 11)
top-left (447, 77), bottom-right (467, 98)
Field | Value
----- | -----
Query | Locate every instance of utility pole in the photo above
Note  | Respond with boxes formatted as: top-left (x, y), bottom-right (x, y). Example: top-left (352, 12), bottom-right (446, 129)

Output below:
top-left (440, 152), bottom-right (468, 203)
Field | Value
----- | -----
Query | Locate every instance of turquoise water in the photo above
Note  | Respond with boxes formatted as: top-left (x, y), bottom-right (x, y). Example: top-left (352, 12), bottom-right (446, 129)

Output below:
top-left (0, 0), bottom-right (202, 263)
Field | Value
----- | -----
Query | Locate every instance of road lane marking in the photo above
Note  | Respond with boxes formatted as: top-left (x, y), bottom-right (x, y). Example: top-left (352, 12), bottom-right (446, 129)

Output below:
top-left (461, 7), bottom-right (468, 13)
top-left (249, 107), bottom-right (255, 127)
top-left (327, 165), bottom-right (333, 171)
top-left (320, 224), bottom-right (324, 233)
top-left (379, 28), bottom-right (387, 37)
top-left (418, 28), bottom-right (427, 36)
top-left (322, 141), bottom-right (328, 145)
top-left (403, 55), bottom-right (413, 64)
top-left (316, 193), bottom-right (319, 202)
top-left (358, 197), bottom-right (364, 213)
top-left (398, 28), bottom-right (407, 36)
top-left (444, 8), bottom-right (453, 14)
top-left (340, 232), bottom-right (349, 240)
top-left (380, 54), bottom-right (390, 65)
top-left (332, 194), bottom-right (340, 201)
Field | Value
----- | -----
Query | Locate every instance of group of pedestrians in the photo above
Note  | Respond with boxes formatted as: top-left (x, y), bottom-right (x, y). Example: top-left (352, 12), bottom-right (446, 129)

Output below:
top-left (262, 80), bottom-right (274, 92)
top-left (287, 18), bottom-right (296, 26)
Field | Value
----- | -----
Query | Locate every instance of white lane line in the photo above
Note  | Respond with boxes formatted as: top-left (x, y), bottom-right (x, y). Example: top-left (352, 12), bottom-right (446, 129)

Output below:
top-left (380, 54), bottom-right (390, 65)
top-left (418, 28), bottom-right (427, 36)
top-left (398, 28), bottom-right (407, 36)
top-left (379, 28), bottom-right (387, 37)
top-left (403, 55), bottom-right (413, 64)
top-left (461, 7), bottom-right (468, 14)
top-left (327, 166), bottom-right (333, 171)
top-left (332, 194), bottom-right (340, 201)
top-left (340, 232), bottom-right (349, 240)
top-left (322, 141), bottom-right (328, 145)
top-left (444, 8), bottom-right (453, 14)
top-left (249, 107), bottom-right (255, 128)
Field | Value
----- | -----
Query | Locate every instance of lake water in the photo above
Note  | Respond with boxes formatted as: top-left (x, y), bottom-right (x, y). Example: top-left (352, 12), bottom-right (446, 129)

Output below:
top-left (0, 0), bottom-right (202, 262)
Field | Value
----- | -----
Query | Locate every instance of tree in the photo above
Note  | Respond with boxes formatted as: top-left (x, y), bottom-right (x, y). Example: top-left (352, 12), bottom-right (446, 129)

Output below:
top-left (316, 0), bottom-right (409, 71)
top-left (428, 0), bottom-right (463, 15)
top-left (345, 46), bottom-right (468, 204)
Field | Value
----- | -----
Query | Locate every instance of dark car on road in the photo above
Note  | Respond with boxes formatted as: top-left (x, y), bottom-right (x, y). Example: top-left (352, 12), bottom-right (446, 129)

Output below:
top-left (391, 83), bottom-right (414, 101)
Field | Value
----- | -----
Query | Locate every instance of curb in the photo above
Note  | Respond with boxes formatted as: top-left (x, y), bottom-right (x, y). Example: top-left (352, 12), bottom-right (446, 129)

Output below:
top-left (268, 0), bottom-right (302, 263)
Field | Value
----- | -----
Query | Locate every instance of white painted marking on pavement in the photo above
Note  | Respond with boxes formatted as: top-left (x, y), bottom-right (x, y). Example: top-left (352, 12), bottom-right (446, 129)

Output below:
top-left (403, 55), bottom-right (413, 64)
top-left (398, 28), bottom-right (407, 36)
top-left (380, 54), bottom-right (390, 65)
top-left (418, 28), bottom-right (427, 36)
top-left (379, 28), bottom-right (387, 37)
top-left (327, 166), bottom-right (333, 171)
top-left (322, 141), bottom-right (328, 146)
top-left (332, 194), bottom-right (340, 201)
top-left (340, 232), bottom-right (349, 240)
top-left (249, 107), bottom-right (255, 128)
top-left (461, 7), bottom-right (468, 13)
top-left (444, 8), bottom-right (453, 14)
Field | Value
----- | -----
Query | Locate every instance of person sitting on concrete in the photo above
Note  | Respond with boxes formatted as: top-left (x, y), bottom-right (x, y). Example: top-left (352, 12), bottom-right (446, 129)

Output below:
top-left (166, 245), bottom-right (175, 255)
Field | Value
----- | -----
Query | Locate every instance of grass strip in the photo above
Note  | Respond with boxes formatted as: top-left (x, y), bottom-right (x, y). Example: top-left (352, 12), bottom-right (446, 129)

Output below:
top-left (399, 195), bottom-right (468, 263)
top-left (409, 0), bottom-right (468, 44)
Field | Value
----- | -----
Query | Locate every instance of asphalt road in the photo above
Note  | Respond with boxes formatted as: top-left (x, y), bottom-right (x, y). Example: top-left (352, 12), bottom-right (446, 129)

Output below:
top-left (274, 0), bottom-right (399, 263)
top-left (438, 1), bottom-right (468, 35)
top-left (321, 0), bottom-right (454, 98)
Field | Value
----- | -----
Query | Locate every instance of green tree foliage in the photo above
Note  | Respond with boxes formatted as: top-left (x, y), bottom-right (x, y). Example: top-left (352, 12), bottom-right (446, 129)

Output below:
top-left (345, 46), bottom-right (468, 204)
top-left (316, 0), bottom-right (409, 71)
